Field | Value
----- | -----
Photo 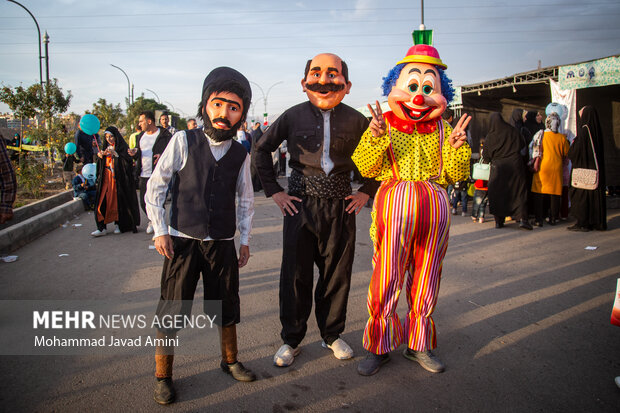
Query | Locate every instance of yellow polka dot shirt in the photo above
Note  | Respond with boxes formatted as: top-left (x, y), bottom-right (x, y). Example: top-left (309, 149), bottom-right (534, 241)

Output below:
top-left (352, 118), bottom-right (471, 186)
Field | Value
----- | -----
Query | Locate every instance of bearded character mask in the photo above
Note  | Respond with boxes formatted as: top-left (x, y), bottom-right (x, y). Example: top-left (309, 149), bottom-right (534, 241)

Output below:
top-left (198, 67), bottom-right (252, 142)
top-left (381, 45), bottom-right (454, 134)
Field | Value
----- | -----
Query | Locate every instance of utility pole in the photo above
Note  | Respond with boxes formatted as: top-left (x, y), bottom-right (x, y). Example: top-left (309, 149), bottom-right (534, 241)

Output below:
top-left (43, 31), bottom-right (50, 86)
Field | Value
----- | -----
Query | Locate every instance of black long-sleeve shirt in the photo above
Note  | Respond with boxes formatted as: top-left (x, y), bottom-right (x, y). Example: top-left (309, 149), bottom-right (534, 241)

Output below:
top-left (253, 101), bottom-right (379, 198)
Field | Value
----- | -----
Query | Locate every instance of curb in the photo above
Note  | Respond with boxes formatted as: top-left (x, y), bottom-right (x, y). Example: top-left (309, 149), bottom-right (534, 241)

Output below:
top-left (0, 199), bottom-right (84, 254)
top-left (0, 190), bottom-right (74, 231)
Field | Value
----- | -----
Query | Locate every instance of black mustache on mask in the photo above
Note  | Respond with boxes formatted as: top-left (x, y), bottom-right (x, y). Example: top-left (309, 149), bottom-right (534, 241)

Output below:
top-left (210, 117), bottom-right (232, 128)
top-left (305, 83), bottom-right (345, 93)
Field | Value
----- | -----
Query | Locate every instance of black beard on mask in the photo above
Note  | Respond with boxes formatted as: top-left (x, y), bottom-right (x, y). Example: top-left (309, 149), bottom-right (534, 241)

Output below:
top-left (203, 114), bottom-right (242, 142)
top-left (305, 83), bottom-right (345, 92)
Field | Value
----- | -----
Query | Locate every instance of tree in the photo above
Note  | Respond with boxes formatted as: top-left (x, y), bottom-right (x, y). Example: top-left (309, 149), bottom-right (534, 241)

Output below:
top-left (37, 79), bottom-right (72, 121)
top-left (175, 118), bottom-right (187, 130)
top-left (1, 79), bottom-right (72, 165)
top-left (123, 95), bottom-right (168, 132)
top-left (0, 79), bottom-right (72, 129)
top-left (0, 84), bottom-right (39, 120)
top-left (86, 98), bottom-right (124, 129)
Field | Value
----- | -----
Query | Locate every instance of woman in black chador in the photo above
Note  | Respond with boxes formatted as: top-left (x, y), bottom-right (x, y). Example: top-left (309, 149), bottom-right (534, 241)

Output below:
top-left (92, 126), bottom-right (140, 236)
top-left (483, 112), bottom-right (532, 230)
top-left (567, 106), bottom-right (606, 231)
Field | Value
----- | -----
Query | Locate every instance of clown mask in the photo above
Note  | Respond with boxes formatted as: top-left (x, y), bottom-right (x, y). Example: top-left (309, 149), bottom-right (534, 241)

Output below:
top-left (301, 53), bottom-right (351, 110)
top-left (387, 62), bottom-right (447, 123)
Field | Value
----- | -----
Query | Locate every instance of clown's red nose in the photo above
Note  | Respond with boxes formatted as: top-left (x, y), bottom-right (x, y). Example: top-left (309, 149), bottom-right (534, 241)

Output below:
top-left (413, 95), bottom-right (425, 105)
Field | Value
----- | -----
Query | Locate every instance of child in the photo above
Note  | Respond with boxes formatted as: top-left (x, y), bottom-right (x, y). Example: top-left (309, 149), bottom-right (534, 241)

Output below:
top-left (451, 179), bottom-right (469, 216)
top-left (62, 153), bottom-right (76, 190)
top-left (471, 141), bottom-right (489, 223)
top-left (72, 164), bottom-right (96, 210)
top-left (471, 179), bottom-right (489, 223)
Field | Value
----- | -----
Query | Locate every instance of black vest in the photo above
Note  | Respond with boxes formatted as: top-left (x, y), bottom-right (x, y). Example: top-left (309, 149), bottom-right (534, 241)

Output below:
top-left (170, 129), bottom-right (247, 240)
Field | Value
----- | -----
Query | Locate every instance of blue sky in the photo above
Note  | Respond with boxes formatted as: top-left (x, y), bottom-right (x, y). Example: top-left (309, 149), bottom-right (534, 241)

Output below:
top-left (1, 0), bottom-right (619, 123)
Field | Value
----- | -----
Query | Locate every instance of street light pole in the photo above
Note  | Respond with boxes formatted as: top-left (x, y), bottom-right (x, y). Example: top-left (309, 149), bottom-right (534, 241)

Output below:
top-left (145, 89), bottom-right (160, 103)
top-left (164, 101), bottom-right (176, 113)
top-left (110, 64), bottom-right (132, 108)
top-left (249, 80), bottom-right (283, 118)
top-left (7, 0), bottom-right (43, 89)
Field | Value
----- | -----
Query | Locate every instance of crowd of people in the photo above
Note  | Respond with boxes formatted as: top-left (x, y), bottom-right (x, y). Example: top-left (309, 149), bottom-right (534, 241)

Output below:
top-left (0, 49), bottom-right (615, 405)
top-left (444, 106), bottom-right (607, 232)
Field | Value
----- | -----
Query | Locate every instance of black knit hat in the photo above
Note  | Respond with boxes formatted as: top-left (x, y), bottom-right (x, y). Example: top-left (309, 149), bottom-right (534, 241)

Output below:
top-left (199, 67), bottom-right (252, 121)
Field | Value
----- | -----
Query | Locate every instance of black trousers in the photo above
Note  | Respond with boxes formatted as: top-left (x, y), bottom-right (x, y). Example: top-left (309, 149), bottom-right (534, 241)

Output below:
top-left (534, 192), bottom-right (560, 222)
top-left (138, 177), bottom-right (149, 215)
top-left (155, 237), bottom-right (240, 333)
top-left (280, 196), bottom-right (356, 347)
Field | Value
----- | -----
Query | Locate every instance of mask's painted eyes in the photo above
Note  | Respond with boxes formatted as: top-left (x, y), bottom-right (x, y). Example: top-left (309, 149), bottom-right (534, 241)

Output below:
top-left (408, 83), bottom-right (419, 93)
top-left (423, 85), bottom-right (433, 95)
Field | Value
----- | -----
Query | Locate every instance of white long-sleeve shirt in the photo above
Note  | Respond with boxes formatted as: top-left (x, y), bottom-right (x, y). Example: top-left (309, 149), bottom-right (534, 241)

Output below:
top-left (145, 130), bottom-right (254, 245)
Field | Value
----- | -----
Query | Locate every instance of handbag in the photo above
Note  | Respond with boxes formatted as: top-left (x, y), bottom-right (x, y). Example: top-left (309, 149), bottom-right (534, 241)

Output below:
top-left (571, 125), bottom-right (599, 190)
top-left (472, 159), bottom-right (490, 181)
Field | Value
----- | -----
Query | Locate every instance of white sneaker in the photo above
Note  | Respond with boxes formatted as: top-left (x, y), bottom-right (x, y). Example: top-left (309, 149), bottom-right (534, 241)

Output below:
top-left (114, 225), bottom-right (121, 234)
top-left (91, 229), bottom-right (107, 237)
top-left (146, 222), bottom-right (154, 234)
top-left (273, 344), bottom-right (301, 367)
top-left (461, 212), bottom-right (467, 217)
top-left (322, 338), bottom-right (354, 360)
top-left (451, 208), bottom-right (457, 215)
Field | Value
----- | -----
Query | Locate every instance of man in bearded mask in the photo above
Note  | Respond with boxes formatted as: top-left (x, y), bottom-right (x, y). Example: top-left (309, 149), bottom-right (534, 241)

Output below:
top-left (145, 67), bottom-right (256, 404)
top-left (254, 53), bottom-right (379, 368)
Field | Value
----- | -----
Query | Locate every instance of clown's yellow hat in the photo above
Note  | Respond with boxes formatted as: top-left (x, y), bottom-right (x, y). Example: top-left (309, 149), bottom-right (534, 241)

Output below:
top-left (397, 44), bottom-right (447, 70)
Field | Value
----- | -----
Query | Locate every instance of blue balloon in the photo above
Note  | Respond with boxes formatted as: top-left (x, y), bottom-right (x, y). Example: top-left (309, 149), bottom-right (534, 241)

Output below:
top-left (80, 114), bottom-right (101, 135)
top-left (82, 163), bottom-right (97, 181)
top-left (64, 142), bottom-right (76, 155)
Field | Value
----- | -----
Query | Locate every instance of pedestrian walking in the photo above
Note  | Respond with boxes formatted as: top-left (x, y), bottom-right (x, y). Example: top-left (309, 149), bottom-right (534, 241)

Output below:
top-left (91, 127), bottom-right (140, 236)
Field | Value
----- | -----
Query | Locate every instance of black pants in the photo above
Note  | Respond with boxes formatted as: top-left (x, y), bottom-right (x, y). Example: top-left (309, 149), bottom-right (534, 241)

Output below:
top-left (250, 163), bottom-right (262, 192)
top-left (155, 237), bottom-right (240, 333)
top-left (534, 192), bottom-right (560, 223)
top-left (280, 196), bottom-right (355, 347)
top-left (139, 177), bottom-right (149, 215)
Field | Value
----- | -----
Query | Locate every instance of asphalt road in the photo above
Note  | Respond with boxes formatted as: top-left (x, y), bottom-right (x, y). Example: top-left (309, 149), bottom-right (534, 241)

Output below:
top-left (1, 189), bottom-right (619, 412)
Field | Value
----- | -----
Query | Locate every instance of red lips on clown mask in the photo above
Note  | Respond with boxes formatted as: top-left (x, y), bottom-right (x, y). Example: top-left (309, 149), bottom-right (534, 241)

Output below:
top-left (387, 62), bottom-right (447, 123)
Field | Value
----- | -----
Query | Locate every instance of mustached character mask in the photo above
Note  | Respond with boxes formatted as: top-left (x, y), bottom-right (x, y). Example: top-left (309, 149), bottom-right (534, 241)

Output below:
top-left (197, 67), bottom-right (252, 142)
top-left (381, 44), bottom-right (454, 134)
top-left (301, 53), bottom-right (352, 110)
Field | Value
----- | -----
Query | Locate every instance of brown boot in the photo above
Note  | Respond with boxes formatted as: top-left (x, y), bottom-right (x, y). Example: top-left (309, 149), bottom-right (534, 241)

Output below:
top-left (219, 325), bottom-right (256, 382)
top-left (154, 331), bottom-right (176, 404)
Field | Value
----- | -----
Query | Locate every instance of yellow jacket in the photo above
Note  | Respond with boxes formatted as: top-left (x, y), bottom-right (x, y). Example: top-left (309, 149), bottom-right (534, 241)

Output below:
top-left (352, 119), bottom-right (471, 186)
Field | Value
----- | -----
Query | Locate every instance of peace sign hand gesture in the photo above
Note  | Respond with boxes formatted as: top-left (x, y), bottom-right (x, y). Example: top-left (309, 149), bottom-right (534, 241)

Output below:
top-left (367, 101), bottom-right (386, 137)
top-left (448, 113), bottom-right (472, 149)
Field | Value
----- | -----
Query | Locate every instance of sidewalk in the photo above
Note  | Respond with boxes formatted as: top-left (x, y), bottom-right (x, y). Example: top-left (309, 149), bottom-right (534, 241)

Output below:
top-left (0, 192), bottom-right (619, 412)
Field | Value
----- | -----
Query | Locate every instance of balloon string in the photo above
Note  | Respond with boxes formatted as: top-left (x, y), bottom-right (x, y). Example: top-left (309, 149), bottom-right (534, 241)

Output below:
top-left (93, 135), bottom-right (100, 152)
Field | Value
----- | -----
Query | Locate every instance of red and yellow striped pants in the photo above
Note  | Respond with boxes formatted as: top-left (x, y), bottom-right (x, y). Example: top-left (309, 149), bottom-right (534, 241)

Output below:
top-left (363, 179), bottom-right (450, 354)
